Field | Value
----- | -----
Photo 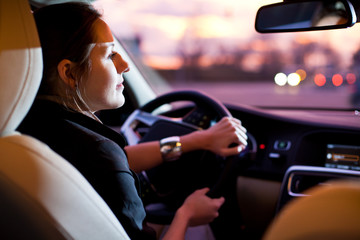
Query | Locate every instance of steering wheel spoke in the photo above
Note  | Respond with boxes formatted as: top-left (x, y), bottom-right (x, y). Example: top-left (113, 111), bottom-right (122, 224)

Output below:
top-left (121, 109), bottom-right (201, 145)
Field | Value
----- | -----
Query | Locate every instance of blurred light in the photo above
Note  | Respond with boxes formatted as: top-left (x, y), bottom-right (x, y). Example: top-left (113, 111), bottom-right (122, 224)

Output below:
top-left (346, 73), bottom-right (356, 85)
top-left (314, 74), bottom-right (326, 87)
top-left (259, 144), bottom-right (266, 150)
top-left (288, 73), bottom-right (301, 86)
top-left (274, 72), bottom-right (287, 86)
top-left (332, 74), bottom-right (343, 87)
top-left (296, 69), bottom-right (307, 81)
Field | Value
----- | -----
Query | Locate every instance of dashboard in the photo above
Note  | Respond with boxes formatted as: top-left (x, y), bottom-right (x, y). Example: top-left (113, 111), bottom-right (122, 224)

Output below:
top-left (227, 104), bottom-right (360, 179)
top-left (223, 104), bottom-right (360, 237)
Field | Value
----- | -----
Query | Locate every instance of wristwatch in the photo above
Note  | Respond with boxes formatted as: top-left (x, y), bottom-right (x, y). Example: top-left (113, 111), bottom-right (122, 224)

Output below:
top-left (159, 136), bottom-right (182, 162)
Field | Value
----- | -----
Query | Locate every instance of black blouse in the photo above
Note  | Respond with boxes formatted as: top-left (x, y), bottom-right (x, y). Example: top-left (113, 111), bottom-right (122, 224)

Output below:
top-left (18, 99), bottom-right (156, 240)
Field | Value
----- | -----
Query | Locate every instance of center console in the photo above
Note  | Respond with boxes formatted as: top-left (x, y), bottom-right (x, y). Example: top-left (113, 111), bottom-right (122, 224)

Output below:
top-left (276, 165), bottom-right (360, 212)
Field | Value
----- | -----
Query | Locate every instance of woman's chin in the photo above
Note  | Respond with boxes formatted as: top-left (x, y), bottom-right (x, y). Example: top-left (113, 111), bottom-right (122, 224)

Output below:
top-left (115, 96), bottom-right (125, 108)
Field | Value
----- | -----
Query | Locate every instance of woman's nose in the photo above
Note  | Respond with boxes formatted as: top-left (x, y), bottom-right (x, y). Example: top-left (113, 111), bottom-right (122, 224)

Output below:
top-left (116, 54), bottom-right (129, 74)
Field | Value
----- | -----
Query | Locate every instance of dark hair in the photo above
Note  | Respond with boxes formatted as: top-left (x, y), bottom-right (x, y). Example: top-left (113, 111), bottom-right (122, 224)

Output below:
top-left (34, 2), bottom-right (101, 111)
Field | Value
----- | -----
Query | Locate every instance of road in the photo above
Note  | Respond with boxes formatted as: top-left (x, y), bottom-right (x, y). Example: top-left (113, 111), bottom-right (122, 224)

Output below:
top-left (170, 81), bottom-right (354, 109)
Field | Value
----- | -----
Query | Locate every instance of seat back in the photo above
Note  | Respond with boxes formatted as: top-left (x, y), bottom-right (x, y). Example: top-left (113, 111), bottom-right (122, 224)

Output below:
top-left (263, 180), bottom-right (360, 240)
top-left (0, 0), bottom-right (130, 239)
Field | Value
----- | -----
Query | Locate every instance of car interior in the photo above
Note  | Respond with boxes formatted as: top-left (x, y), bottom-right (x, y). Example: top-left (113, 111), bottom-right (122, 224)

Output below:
top-left (1, 0), bottom-right (360, 239)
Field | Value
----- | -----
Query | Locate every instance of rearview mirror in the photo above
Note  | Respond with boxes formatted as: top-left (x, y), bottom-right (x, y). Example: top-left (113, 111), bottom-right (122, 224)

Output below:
top-left (255, 0), bottom-right (356, 33)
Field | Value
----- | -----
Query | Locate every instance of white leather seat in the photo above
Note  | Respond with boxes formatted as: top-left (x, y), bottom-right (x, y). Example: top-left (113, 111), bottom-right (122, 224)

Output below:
top-left (0, 0), bottom-right (130, 239)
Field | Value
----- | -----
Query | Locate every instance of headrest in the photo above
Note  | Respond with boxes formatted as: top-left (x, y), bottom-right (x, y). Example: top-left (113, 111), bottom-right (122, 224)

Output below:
top-left (0, 0), bottom-right (43, 136)
top-left (264, 181), bottom-right (360, 240)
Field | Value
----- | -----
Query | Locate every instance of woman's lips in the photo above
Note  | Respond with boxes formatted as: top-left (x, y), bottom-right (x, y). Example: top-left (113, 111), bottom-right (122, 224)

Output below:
top-left (117, 83), bottom-right (124, 90)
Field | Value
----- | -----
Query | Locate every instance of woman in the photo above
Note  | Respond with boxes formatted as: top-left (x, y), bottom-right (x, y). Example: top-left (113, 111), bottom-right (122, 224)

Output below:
top-left (19, 2), bottom-right (247, 239)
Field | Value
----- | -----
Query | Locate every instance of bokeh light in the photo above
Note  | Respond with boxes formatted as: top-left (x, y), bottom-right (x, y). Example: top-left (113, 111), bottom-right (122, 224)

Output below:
top-left (346, 73), bottom-right (356, 85)
top-left (314, 73), bottom-right (326, 87)
top-left (288, 73), bottom-right (301, 86)
top-left (274, 72), bottom-right (287, 86)
top-left (296, 69), bottom-right (307, 81)
top-left (332, 74), bottom-right (343, 87)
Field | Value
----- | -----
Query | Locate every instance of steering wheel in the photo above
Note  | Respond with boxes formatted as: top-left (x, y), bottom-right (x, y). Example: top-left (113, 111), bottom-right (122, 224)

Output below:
top-left (121, 90), bottom-right (246, 224)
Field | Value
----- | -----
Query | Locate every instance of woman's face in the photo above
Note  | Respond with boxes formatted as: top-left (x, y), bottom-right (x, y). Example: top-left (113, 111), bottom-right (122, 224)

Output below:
top-left (82, 18), bottom-right (129, 112)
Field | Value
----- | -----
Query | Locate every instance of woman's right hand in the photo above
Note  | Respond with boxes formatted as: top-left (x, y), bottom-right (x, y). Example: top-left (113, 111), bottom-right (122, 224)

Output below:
top-left (162, 188), bottom-right (224, 240)
top-left (178, 187), bottom-right (225, 226)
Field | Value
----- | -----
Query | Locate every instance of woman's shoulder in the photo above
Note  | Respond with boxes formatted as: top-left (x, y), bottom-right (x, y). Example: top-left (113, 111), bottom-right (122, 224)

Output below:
top-left (18, 99), bottom-right (65, 137)
top-left (19, 99), bottom-right (130, 169)
top-left (20, 98), bottom-right (125, 145)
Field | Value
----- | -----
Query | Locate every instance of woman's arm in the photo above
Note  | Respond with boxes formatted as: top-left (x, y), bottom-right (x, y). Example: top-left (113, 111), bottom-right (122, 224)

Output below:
top-left (124, 141), bottom-right (162, 173)
top-left (125, 116), bottom-right (247, 173)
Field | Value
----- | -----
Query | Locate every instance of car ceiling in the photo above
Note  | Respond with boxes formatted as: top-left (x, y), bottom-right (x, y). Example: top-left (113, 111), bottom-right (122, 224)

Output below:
top-left (30, 0), bottom-right (360, 24)
top-left (29, 0), bottom-right (94, 8)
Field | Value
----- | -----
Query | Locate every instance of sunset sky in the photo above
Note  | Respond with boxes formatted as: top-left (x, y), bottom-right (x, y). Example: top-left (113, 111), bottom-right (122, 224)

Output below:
top-left (93, 0), bottom-right (360, 70)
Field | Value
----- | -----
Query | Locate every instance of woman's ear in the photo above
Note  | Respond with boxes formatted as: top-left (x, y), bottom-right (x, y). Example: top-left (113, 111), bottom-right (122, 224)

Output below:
top-left (57, 59), bottom-right (77, 89)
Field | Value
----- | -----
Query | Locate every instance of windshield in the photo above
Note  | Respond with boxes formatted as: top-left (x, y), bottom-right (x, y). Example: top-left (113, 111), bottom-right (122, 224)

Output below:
top-left (93, 0), bottom-right (360, 110)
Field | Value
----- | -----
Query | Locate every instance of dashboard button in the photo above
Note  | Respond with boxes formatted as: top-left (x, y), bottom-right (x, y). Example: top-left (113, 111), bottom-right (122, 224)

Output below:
top-left (269, 152), bottom-right (281, 159)
top-left (274, 140), bottom-right (291, 150)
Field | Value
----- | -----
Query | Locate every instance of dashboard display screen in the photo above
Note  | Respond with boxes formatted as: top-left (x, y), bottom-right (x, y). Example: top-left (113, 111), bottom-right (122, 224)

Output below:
top-left (326, 144), bottom-right (360, 171)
